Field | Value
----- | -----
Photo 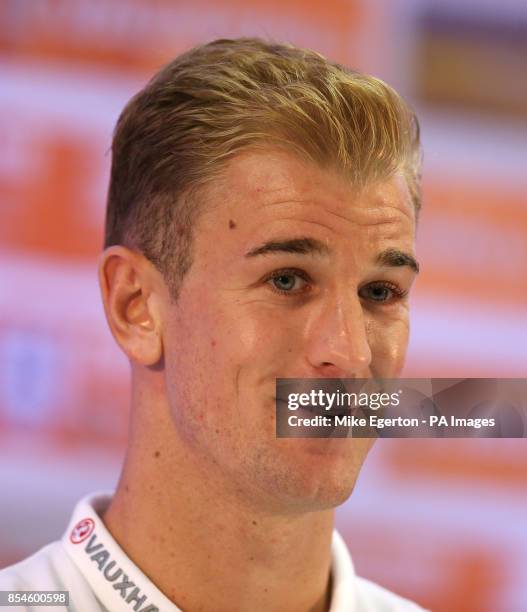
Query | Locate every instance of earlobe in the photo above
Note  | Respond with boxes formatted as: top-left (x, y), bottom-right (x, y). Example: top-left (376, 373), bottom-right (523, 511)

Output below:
top-left (98, 246), bottom-right (164, 366)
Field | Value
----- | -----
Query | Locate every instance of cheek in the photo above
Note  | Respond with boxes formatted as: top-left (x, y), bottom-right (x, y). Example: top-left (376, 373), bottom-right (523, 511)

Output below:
top-left (161, 301), bottom-right (225, 424)
top-left (368, 314), bottom-right (410, 376)
top-left (163, 300), bottom-right (276, 409)
top-left (166, 295), bottom-right (237, 368)
top-left (232, 303), bottom-right (303, 366)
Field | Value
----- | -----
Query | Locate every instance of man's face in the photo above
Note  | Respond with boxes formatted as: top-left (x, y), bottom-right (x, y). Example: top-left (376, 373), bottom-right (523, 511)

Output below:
top-left (161, 148), bottom-right (418, 513)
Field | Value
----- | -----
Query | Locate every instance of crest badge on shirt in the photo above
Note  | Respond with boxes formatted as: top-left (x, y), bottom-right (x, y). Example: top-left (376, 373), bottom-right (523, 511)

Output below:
top-left (70, 517), bottom-right (96, 544)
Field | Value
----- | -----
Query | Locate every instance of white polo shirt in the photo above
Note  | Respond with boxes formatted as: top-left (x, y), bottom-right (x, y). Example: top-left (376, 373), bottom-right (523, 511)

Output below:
top-left (0, 492), bottom-right (426, 611)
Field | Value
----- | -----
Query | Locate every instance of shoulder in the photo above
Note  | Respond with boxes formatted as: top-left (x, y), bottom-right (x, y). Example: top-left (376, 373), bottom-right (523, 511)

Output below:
top-left (354, 575), bottom-right (429, 612)
top-left (0, 542), bottom-right (67, 590)
top-left (331, 530), bottom-right (427, 612)
top-left (0, 542), bottom-right (106, 611)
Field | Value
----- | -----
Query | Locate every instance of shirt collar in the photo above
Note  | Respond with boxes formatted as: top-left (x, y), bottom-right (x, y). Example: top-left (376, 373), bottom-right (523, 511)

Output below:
top-left (62, 491), bottom-right (174, 612)
top-left (330, 529), bottom-right (358, 610)
top-left (62, 492), bottom-right (357, 611)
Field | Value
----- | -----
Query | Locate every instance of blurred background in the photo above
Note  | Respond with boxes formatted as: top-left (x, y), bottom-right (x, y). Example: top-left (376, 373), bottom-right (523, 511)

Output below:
top-left (0, 0), bottom-right (526, 610)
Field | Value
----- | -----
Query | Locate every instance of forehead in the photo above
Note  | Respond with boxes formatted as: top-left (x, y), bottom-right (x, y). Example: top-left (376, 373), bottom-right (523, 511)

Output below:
top-left (196, 148), bottom-right (416, 252)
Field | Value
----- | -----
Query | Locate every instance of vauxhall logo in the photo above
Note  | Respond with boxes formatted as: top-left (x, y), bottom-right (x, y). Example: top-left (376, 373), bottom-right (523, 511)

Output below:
top-left (83, 532), bottom-right (159, 612)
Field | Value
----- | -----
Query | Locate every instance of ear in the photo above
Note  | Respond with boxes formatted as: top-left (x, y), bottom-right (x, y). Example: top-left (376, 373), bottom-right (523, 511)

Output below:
top-left (98, 246), bottom-right (166, 366)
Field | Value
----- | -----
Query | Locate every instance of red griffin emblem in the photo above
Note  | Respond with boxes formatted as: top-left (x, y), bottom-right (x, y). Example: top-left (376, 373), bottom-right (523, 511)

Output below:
top-left (70, 518), bottom-right (95, 544)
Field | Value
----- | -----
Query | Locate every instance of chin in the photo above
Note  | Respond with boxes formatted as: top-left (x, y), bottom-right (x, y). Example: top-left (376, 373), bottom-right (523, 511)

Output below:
top-left (261, 447), bottom-right (364, 513)
top-left (279, 473), bottom-right (359, 513)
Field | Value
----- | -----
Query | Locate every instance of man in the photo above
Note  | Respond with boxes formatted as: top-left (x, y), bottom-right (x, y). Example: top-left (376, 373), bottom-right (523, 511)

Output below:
top-left (1, 38), bottom-right (426, 611)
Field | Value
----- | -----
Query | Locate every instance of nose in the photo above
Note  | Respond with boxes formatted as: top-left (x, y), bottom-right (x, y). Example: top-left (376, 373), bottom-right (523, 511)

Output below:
top-left (306, 293), bottom-right (372, 378)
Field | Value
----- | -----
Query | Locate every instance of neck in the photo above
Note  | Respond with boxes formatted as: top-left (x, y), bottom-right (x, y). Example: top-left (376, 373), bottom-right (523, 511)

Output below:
top-left (103, 396), bottom-right (336, 612)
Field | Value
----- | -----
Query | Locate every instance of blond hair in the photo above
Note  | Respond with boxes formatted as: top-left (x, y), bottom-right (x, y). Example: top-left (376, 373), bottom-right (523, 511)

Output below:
top-left (105, 37), bottom-right (421, 298)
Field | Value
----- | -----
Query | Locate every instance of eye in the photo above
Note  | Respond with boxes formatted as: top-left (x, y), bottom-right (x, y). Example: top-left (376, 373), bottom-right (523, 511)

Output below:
top-left (266, 269), bottom-right (310, 295)
top-left (359, 281), bottom-right (407, 303)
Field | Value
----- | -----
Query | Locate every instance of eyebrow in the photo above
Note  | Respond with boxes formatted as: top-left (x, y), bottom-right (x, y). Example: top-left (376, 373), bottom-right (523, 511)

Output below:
top-left (245, 237), bottom-right (330, 258)
top-left (376, 248), bottom-right (420, 273)
top-left (245, 238), bottom-right (419, 273)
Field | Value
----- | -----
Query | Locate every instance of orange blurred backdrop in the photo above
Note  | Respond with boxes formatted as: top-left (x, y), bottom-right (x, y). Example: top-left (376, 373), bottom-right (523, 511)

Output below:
top-left (1, 2), bottom-right (526, 610)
